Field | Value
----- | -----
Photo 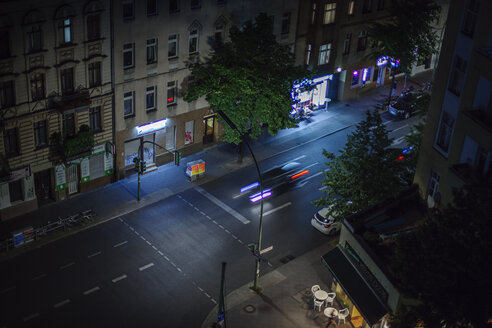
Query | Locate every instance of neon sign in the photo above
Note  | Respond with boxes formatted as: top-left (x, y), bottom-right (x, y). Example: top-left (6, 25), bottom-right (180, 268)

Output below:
top-left (136, 119), bottom-right (167, 135)
top-left (376, 56), bottom-right (389, 67)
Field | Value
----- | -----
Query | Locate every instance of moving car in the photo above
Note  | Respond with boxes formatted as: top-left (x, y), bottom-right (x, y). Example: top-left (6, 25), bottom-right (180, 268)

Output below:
top-left (240, 162), bottom-right (309, 203)
top-left (311, 207), bottom-right (341, 235)
top-left (388, 93), bottom-right (416, 119)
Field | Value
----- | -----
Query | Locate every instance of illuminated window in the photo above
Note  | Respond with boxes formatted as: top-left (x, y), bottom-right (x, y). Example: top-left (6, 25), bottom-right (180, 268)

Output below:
top-left (318, 43), bottom-right (331, 65)
top-left (311, 3), bottom-right (316, 24)
top-left (348, 0), bottom-right (355, 16)
top-left (59, 19), bottom-right (72, 44)
top-left (323, 3), bottom-right (336, 24)
top-left (167, 81), bottom-right (177, 105)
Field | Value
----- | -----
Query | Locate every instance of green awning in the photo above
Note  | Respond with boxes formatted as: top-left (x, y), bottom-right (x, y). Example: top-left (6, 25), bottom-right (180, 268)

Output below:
top-left (321, 246), bottom-right (388, 326)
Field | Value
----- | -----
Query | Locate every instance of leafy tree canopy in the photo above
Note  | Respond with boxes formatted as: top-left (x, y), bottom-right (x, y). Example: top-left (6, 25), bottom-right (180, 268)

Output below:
top-left (389, 182), bottom-right (492, 328)
top-left (314, 110), bottom-right (407, 219)
top-left (369, 0), bottom-right (441, 73)
top-left (183, 13), bottom-right (310, 144)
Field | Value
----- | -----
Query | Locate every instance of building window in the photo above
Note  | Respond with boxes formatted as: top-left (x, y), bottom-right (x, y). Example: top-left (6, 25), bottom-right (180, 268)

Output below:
top-left (435, 111), bottom-right (455, 154)
top-left (59, 19), bottom-right (72, 44)
top-left (124, 91), bottom-right (134, 116)
top-left (343, 34), bottom-right (352, 55)
top-left (147, 0), bottom-right (158, 16)
top-left (426, 169), bottom-right (440, 200)
top-left (170, 0), bottom-right (179, 13)
top-left (30, 73), bottom-right (45, 101)
top-left (311, 3), bottom-right (317, 24)
top-left (318, 43), bottom-right (331, 65)
top-left (26, 25), bottom-right (42, 52)
top-left (306, 44), bottom-right (312, 65)
top-left (9, 180), bottom-right (23, 202)
top-left (0, 30), bottom-right (10, 59)
top-left (352, 70), bottom-right (360, 86)
top-left (362, 0), bottom-right (372, 13)
top-left (191, 0), bottom-right (201, 9)
top-left (60, 68), bottom-right (74, 95)
top-left (123, 0), bottom-right (135, 20)
top-left (146, 86), bottom-right (156, 110)
top-left (215, 24), bottom-right (224, 46)
top-left (323, 3), bottom-right (336, 24)
top-left (87, 14), bottom-right (100, 41)
top-left (448, 56), bottom-right (467, 96)
top-left (123, 43), bottom-right (134, 69)
top-left (348, 0), bottom-right (355, 16)
top-left (0, 81), bottom-right (15, 109)
top-left (34, 120), bottom-right (47, 148)
top-left (357, 30), bottom-right (368, 51)
top-left (63, 113), bottom-right (75, 138)
top-left (462, 0), bottom-right (480, 38)
top-left (89, 62), bottom-right (101, 87)
top-left (147, 38), bottom-right (158, 64)
top-left (281, 13), bottom-right (291, 35)
top-left (189, 29), bottom-right (199, 54)
top-left (168, 34), bottom-right (178, 58)
top-left (4, 128), bottom-right (19, 157)
top-left (377, 0), bottom-right (385, 10)
top-left (89, 106), bottom-right (102, 132)
top-left (167, 81), bottom-right (177, 105)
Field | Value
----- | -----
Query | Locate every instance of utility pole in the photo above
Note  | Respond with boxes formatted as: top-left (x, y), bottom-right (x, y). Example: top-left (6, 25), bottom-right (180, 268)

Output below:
top-left (216, 262), bottom-right (227, 328)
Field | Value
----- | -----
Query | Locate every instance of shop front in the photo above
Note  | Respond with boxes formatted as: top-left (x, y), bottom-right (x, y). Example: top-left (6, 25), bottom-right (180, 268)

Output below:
top-left (322, 245), bottom-right (390, 328)
top-left (292, 74), bottom-right (337, 112)
top-left (0, 166), bottom-right (37, 221)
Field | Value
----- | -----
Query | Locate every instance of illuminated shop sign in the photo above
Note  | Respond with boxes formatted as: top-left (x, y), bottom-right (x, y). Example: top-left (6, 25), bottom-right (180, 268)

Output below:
top-left (312, 74), bottom-right (333, 83)
top-left (376, 56), bottom-right (389, 67)
top-left (136, 119), bottom-right (167, 135)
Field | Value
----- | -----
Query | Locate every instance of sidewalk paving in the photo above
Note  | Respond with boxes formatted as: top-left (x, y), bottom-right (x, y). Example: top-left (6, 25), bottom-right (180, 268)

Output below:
top-left (0, 69), bottom-right (433, 325)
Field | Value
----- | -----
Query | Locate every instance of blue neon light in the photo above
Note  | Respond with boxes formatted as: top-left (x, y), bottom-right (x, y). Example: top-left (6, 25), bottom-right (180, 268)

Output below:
top-left (241, 182), bottom-right (259, 193)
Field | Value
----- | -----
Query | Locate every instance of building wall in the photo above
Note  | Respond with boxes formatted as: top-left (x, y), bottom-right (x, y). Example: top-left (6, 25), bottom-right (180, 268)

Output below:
top-left (112, 0), bottom-right (300, 179)
top-left (414, 0), bottom-right (492, 207)
top-left (0, 0), bottom-right (113, 221)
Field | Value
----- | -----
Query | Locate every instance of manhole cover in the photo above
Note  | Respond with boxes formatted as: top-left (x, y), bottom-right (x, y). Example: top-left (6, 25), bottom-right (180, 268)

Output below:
top-left (243, 305), bottom-right (256, 313)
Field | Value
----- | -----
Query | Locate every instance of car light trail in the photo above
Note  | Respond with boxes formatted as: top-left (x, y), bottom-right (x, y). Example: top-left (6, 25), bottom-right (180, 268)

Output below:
top-left (291, 170), bottom-right (309, 180)
top-left (240, 181), bottom-right (259, 193)
top-left (250, 189), bottom-right (272, 203)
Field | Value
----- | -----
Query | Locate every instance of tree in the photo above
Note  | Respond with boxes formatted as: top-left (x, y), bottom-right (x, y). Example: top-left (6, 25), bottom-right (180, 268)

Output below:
top-left (183, 14), bottom-right (309, 156)
top-left (369, 0), bottom-right (441, 74)
top-left (389, 182), bottom-right (492, 328)
top-left (314, 110), bottom-right (407, 219)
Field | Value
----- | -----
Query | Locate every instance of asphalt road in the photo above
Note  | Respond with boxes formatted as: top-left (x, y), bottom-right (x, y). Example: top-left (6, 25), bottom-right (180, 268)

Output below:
top-left (0, 112), bottom-right (417, 328)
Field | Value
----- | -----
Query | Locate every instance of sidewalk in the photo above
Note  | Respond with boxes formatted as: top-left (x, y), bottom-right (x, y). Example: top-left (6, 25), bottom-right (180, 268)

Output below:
top-left (0, 71), bottom-right (433, 326)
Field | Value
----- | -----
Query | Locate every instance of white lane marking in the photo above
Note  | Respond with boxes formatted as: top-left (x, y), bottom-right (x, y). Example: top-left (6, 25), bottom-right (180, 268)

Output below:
top-left (112, 275), bottom-right (127, 283)
top-left (83, 286), bottom-right (100, 295)
top-left (391, 124), bottom-right (409, 133)
top-left (164, 256), bottom-right (170, 261)
top-left (158, 250), bottom-right (164, 256)
top-left (211, 298), bottom-right (217, 304)
top-left (113, 240), bottom-right (128, 248)
top-left (60, 262), bottom-right (75, 270)
top-left (152, 245), bottom-right (157, 250)
top-left (88, 251), bottom-right (102, 258)
top-left (32, 273), bottom-right (46, 281)
top-left (218, 224), bottom-right (224, 229)
top-left (139, 263), bottom-right (154, 271)
top-left (319, 186), bottom-right (328, 191)
top-left (146, 240), bottom-right (151, 245)
top-left (53, 299), bottom-right (70, 308)
top-left (283, 155), bottom-right (306, 165)
top-left (194, 186), bottom-right (250, 224)
top-left (383, 120), bottom-right (392, 125)
top-left (23, 313), bottom-right (39, 322)
top-left (0, 286), bottom-right (16, 294)
top-left (260, 245), bottom-right (274, 255)
top-left (232, 193), bottom-right (243, 199)
top-left (263, 202), bottom-right (291, 216)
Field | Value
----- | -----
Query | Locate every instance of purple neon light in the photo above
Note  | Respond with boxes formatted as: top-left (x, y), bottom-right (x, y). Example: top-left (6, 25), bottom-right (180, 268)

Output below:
top-left (250, 189), bottom-right (272, 203)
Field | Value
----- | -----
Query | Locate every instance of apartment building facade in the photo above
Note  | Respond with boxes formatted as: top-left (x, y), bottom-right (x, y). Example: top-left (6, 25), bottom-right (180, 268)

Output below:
top-left (414, 0), bottom-right (492, 207)
top-left (113, 0), bottom-right (299, 179)
top-left (295, 0), bottom-right (448, 106)
top-left (0, 0), bottom-right (113, 221)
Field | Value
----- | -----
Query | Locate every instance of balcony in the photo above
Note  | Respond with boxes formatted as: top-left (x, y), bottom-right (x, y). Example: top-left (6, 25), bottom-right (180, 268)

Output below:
top-left (51, 86), bottom-right (90, 112)
top-left (50, 125), bottom-right (94, 161)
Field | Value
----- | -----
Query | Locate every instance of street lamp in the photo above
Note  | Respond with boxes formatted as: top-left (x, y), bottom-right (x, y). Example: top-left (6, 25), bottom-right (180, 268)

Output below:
top-left (217, 110), bottom-right (264, 292)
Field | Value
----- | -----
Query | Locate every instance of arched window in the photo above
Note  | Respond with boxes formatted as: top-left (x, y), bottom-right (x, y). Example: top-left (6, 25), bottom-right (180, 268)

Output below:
top-left (54, 5), bottom-right (76, 45)
top-left (188, 20), bottom-right (202, 54)
top-left (84, 1), bottom-right (104, 41)
top-left (23, 10), bottom-right (45, 52)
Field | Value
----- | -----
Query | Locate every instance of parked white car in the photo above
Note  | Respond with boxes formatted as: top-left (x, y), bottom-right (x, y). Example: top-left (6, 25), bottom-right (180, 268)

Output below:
top-left (311, 207), bottom-right (341, 235)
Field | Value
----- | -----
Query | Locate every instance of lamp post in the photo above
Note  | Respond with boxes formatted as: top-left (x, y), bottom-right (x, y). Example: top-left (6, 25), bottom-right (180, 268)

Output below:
top-left (217, 110), bottom-right (264, 292)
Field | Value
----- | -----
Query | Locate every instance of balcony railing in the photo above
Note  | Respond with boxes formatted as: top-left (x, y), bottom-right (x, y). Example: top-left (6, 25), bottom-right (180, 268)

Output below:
top-left (51, 86), bottom-right (90, 111)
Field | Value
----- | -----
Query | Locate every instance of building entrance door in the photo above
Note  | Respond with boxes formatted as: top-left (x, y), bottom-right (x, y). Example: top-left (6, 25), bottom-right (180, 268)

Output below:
top-left (202, 115), bottom-right (215, 145)
top-left (34, 169), bottom-right (52, 206)
top-left (67, 164), bottom-right (79, 195)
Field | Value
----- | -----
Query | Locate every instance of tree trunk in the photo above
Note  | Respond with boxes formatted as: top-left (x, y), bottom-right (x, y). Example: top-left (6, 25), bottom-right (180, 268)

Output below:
top-left (237, 141), bottom-right (244, 164)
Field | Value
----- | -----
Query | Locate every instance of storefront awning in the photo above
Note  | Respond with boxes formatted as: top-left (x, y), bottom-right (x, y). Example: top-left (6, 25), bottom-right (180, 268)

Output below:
top-left (321, 246), bottom-right (388, 326)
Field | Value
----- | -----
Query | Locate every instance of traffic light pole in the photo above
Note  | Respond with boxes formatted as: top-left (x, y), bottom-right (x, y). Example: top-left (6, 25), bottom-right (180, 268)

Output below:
top-left (136, 141), bottom-right (181, 202)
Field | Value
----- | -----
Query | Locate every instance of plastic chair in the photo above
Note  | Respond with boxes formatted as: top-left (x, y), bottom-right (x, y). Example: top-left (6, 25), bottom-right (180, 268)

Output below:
top-left (337, 308), bottom-right (350, 324)
top-left (325, 292), bottom-right (336, 307)
top-left (311, 285), bottom-right (321, 294)
top-left (314, 299), bottom-right (324, 312)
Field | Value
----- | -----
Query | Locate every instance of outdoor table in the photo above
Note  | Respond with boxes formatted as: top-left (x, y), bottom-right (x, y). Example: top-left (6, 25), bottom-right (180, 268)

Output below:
top-left (314, 290), bottom-right (328, 302)
top-left (324, 307), bottom-right (338, 318)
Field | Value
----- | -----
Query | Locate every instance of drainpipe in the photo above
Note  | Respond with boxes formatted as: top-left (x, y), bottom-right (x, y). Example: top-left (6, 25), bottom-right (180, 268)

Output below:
top-left (110, 0), bottom-right (116, 181)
